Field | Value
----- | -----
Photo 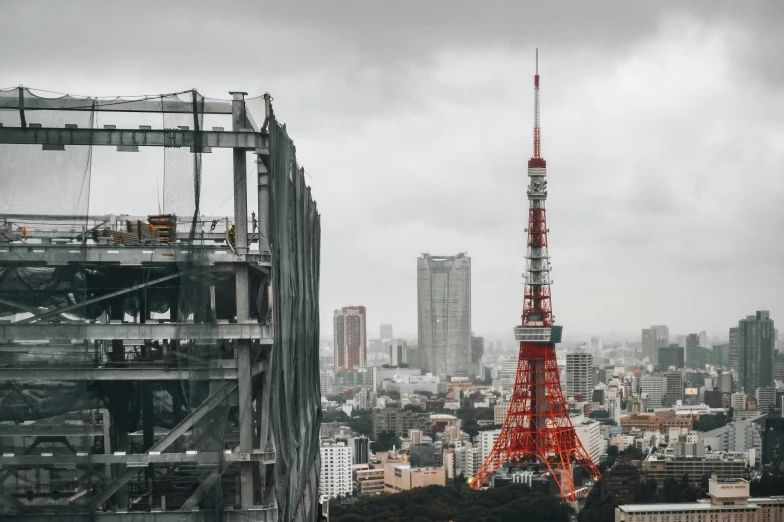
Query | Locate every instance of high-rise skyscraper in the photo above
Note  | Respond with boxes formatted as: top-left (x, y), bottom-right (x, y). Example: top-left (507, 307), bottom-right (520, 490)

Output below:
top-left (471, 335), bottom-right (485, 378)
top-left (333, 306), bottom-right (367, 371)
top-left (566, 347), bottom-right (594, 402)
top-left (380, 324), bottom-right (393, 340)
top-left (733, 311), bottom-right (775, 393)
top-left (658, 344), bottom-right (684, 370)
top-left (642, 325), bottom-right (669, 364)
top-left (590, 336), bottom-right (603, 361)
top-left (417, 253), bottom-right (472, 378)
top-left (388, 338), bottom-right (407, 367)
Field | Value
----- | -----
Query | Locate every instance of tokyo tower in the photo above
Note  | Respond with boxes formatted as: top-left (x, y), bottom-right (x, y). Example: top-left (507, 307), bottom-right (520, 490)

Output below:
top-left (469, 50), bottom-right (601, 501)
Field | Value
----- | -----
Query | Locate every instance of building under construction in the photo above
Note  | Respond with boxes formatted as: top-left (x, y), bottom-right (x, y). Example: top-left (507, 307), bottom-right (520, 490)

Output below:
top-left (0, 88), bottom-right (322, 521)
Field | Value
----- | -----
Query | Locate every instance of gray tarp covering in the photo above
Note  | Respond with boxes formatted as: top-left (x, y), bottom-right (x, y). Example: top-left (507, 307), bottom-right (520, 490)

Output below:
top-left (267, 115), bottom-right (322, 522)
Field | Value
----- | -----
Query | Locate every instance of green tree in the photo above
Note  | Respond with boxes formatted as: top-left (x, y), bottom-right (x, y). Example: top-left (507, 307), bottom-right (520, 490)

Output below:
top-left (370, 430), bottom-right (402, 453)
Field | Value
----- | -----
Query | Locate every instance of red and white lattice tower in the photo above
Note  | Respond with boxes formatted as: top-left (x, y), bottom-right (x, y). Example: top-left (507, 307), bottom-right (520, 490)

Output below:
top-left (470, 50), bottom-right (600, 501)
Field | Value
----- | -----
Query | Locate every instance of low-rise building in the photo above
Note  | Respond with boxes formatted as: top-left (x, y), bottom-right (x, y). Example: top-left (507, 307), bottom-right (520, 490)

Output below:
top-left (384, 463), bottom-right (445, 492)
top-left (620, 411), bottom-right (693, 433)
top-left (642, 452), bottom-right (748, 487)
top-left (494, 401), bottom-right (510, 425)
top-left (616, 477), bottom-right (784, 522)
top-left (372, 407), bottom-right (433, 438)
top-left (354, 466), bottom-right (385, 496)
top-left (602, 464), bottom-right (643, 505)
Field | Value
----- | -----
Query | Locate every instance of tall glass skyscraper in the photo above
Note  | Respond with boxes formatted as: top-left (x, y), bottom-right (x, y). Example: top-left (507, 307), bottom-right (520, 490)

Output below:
top-left (417, 253), bottom-right (471, 378)
top-left (732, 311), bottom-right (775, 394)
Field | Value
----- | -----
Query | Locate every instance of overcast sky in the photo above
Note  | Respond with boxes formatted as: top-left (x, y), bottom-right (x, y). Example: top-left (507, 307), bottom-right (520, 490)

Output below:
top-left (2, 1), bottom-right (783, 342)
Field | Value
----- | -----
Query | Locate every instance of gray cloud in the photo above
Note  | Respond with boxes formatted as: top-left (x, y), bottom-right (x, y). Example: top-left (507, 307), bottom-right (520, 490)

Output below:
top-left (2, 1), bottom-right (783, 342)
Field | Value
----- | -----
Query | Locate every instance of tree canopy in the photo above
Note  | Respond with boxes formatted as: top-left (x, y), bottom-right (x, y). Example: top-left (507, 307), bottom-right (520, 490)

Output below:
top-left (329, 483), bottom-right (571, 522)
top-left (370, 430), bottom-right (402, 453)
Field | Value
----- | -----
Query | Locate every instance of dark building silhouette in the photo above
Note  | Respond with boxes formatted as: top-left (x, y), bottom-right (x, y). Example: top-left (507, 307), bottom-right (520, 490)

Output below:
top-left (601, 464), bottom-right (644, 504)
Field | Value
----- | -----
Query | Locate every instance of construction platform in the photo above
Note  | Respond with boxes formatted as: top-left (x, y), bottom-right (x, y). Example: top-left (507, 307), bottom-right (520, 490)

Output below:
top-left (0, 88), bottom-right (322, 522)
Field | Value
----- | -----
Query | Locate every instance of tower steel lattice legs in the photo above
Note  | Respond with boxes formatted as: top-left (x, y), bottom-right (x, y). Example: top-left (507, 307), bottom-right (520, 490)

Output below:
top-left (471, 343), bottom-right (599, 500)
top-left (470, 50), bottom-right (600, 501)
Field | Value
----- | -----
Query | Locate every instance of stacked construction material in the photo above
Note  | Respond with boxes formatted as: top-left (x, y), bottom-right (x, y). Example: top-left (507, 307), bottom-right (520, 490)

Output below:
top-left (147, 214), bottom-right (177, 244)
top-left (92, 215), bottom-right (178, 245)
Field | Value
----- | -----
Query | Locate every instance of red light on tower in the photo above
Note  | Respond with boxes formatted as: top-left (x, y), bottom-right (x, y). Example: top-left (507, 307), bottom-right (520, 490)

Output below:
top-left (470, 50), bottom-right (600, 501)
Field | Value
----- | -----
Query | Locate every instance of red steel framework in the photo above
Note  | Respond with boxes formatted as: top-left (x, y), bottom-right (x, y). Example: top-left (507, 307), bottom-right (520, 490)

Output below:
top-left (470, 50), bottom-right (600, 501)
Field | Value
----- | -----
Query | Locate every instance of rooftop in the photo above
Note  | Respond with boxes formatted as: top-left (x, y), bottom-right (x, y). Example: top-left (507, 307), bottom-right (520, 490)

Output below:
top-left (618, 503), bottom-right (758, 513)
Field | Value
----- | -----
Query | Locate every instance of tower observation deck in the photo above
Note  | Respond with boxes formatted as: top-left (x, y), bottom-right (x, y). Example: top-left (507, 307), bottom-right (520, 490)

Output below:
top-left (0, 87), bottom-right (321, 521)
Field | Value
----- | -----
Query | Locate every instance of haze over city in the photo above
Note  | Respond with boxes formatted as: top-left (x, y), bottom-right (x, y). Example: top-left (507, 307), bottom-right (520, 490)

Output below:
top-left (4, 1), bottom-right (784, 340)
top-left (2, 2), bottom-right (784, 521)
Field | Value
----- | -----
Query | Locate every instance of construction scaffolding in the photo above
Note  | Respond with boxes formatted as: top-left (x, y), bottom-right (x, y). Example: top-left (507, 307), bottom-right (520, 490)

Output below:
top-left (0, 87), bottom-right (322, 521)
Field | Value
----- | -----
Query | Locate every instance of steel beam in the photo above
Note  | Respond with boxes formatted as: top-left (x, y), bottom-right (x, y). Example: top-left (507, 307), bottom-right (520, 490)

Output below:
top-left (0, 244), bottom-right (270, 267)
top-left (0, 323), bottom-right (272, 341)
top-left (1, 508), bottom-right (277, 522)
top-left (0, 95), bottom-right (233, 114)
top-left (16, 273), bottom-right (182, 324)
top-left (0, 451), bottom-right (274, 467)
top-left (0, 127), bottom-right (267, 150)
top-left (87, 383), bottom-right (237, 511)
top-left (0, 365), bottom-right (239, 381)
top-left (0, 425), bottom-right (105, 437)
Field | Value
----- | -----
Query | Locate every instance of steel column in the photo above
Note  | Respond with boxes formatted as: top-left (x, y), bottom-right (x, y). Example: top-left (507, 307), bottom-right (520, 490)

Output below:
top-left (230, 91), bottom-right (255, 509)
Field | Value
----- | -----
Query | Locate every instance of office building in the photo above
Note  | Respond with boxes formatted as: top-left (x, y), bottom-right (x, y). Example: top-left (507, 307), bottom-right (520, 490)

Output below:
top-left (700, 415), bottom-right (763, 467)
top-left (384, 464), bottom-right (445, 492)
top-left (354, 467), bottom-right (385, 496)
top-left (380, 324), bottom-right (393, 340)
top-left (372, 408), bottom-right (433, 438)
top-left (417, 253), bottom-right (472, 378)
top-left (733, 312), bottom-right (775, 393)
top-left (333, 370), bottom-right (374, 394)
top-left (731, 392), bottom-right (747, 411)
top-left (471, 335), bottom-right (484, 378)
top-left (405, 345), bottom-right (426, 370)
top-left (664, 371), bottom-right (684, 407)
top-left (640, 375), bottom-right (666, 409)
top-left (334, 306), bottom-right (368, 371)
top-left (590, 336), bottom-right (603, 361)
top-left (643, 452), bottom-right (748, 487)
top-left (319, 443), bottom-right (353, 499)
top-left (642, 325), bottom-right (669, 364)
top-left (756, 387), bottom-right (775, 411)
top-left (685, 333), bottom-right (699, 365)
top-left (566, 348), bottom-right (594, 402)
top-left (762, 417), bottom-right (784, 465)
top-left (711, 343), bottom-right (731, 367)
top-left (494, 401), bottom-right (510, 425)
top-left (657, 344), bottom-right (684, 370)
top-left (351, 437), bottom-right (370, 465)
top-left (388, 338), bottom-right (407, 367)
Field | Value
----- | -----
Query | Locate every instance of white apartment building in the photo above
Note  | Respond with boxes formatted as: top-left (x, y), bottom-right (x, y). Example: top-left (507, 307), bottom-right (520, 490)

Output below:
top-left (479, 429), bottom-right (502, 462)
top-left (574, 419), bottom-right (602, 465)
top-left (319, 443), bottom-right (353, 499)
